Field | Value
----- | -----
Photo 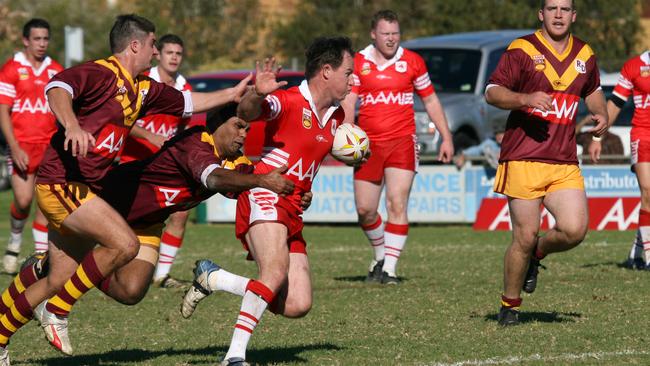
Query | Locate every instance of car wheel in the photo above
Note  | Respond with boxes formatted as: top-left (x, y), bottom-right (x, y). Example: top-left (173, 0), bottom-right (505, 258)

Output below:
top-left (453, 129), bottom-right (479, 152)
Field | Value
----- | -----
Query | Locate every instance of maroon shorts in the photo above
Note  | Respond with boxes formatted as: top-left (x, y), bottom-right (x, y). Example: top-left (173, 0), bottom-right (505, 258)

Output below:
top-left (235, 188), bottom-right (307, 258)
top-left (8, 142), bottom-right (49, 175)
top-left (354, 134), bottom-right (418, 183)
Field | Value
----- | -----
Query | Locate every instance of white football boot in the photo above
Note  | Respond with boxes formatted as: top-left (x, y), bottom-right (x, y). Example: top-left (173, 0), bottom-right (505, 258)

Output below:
top-left (40, 305), bottom-right (73, 355)
top-left (180, 259), bottom-right (220, 318)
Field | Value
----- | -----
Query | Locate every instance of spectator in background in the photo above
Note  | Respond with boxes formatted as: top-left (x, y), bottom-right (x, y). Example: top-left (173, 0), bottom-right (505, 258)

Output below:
top-left (574, 114), bottom-right (624, 164)
top-left (0, 18), bottom-right (63, 273)
top-left (453, 125), bottom-right (505, 169)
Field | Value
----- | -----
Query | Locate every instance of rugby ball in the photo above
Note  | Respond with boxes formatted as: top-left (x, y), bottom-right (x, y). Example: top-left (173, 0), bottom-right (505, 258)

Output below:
top-left (331, 124), bottom-right (370, 165)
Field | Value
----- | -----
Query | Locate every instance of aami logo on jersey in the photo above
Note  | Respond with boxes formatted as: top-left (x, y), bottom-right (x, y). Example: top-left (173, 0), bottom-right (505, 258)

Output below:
top-left (360, 91), bottom-right (414, 106)
top-left (136, 118), bottom-right (177, 138)
top-left (155, 186), bottom-right (192, 207)
top-left (287, 158), bottom-right (321, 182)
top-left (529, 93), bottom-right (580, 125)
top-left (94, 123), bottom-right (129, 159)
top-left (13, 98), bottom-right (48, 114)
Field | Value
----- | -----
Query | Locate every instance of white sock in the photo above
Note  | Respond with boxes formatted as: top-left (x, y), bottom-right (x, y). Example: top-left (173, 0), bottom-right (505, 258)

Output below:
top-left (154, 233), bottom-right (182, 280)
top-left (382, 223), bottom-right (409, 276)
top-left (32, 224), bottom-right (48, 253)
top-left (361, 216), bottom-right (385, 261)
top-left (223, 290), bottom-right (269, 361)
top-left (207, 269), bottom-right (249, 296)
top-left (641, 225), bottom-right (650, 266)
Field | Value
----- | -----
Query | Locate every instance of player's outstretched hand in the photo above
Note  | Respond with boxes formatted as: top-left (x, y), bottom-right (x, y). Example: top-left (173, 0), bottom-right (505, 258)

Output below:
top-left (261, 165), bottom-right (294, 195)
top-left (438, 139), bottom-right (454, 163)
top-left (232, 73), bottom-right (253, 103)
top-left (64, 123), bottom-right (96, 157)
top-left (254, 57), bottom-right (288, 96)
top-left (524, 91), bottom-right (552, 111)
top-left (300, 191), bottom-right (313, 210)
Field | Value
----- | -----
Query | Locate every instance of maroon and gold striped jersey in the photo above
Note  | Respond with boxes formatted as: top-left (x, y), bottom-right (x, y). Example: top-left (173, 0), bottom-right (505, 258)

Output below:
top-left (36, 56), bottom-right (191, 189)
top-left (487, 30), bottom-right (600, 164)
top-left (98, 126), bottom-right (252, 228)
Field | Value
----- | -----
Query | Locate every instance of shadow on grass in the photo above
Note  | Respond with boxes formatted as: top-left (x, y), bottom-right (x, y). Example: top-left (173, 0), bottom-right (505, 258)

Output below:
top-left (480, 311), bottom-right (582, 324)
top-left (19, 342), bottom-right (343, 365)
top-left (580, 261), bottom-right (637, 269)
top-left (333, 276), bottom-right (409, 283)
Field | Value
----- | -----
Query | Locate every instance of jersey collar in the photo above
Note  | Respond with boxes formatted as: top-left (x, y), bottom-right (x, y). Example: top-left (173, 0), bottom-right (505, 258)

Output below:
top-left (14, 51), bottom-right (52, 77)
top-left (359, 44), bottom-right (405, 72)
top-left (148, 66), bottom-right (188, 91)
top-left (298, 80), bottom-right (339, 129)
top-left (642, 51), bottom-right (650, 65)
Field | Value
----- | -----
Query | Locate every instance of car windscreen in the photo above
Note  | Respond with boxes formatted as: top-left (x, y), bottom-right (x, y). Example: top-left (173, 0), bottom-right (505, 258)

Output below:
top-left (189, 75), bottom-right (304, 93)
top-left (411, 48), bottom-right (481, 93)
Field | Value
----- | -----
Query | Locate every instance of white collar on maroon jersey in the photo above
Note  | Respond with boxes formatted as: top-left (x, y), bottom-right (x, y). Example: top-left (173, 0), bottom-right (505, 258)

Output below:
top-left (148, 66), bottom-right (188, 91)
top-left (359, 44), bottom-right (405, 72)
top-left (299, 80), bottom-right (340, 129)
top-left (641, 51), bottom-right (650, 65)
top-left (13, 51), bottom-right (52, 77)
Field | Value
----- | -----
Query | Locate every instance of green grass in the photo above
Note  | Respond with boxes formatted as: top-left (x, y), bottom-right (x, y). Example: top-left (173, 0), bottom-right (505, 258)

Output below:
top-left (0, 189), bottom-right (648, 365)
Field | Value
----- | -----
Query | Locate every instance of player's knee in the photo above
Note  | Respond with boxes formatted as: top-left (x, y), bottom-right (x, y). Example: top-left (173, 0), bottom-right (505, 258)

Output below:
top-left (512, 230), bottom-right (538, 251)
top-left (641, 191), bottom-right (650, 209)
top-left (385, 198), bottom-right (407, 217)
top-left (564, 225), bottom-right (587, 247)
top-left (13, 197), bottom-right (32, 212)
top-left (115, 283), bottom-right (148, 305)
top-left (356, 205), bottom-right (377, 221)
top-left (282, 297), bottom-right (312, 318)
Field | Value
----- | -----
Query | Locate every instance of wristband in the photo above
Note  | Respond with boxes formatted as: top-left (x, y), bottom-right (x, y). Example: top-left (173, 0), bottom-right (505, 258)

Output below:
top-left (592, 135), bottom-right (602, 142)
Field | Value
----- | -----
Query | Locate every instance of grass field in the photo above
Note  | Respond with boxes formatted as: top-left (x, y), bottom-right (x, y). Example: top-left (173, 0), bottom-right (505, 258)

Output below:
top-left (0, 189), bottom-right (648, 365)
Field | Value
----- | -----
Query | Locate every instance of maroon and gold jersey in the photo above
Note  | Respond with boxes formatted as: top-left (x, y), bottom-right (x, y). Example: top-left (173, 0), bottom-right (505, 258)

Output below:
top-left (487, 30), bottom-right (600, 164)
top-left (612, 52), bottom-right (650, 140)
top-left (98, 126), bottom-right (252, 228)
top-left (36, 56), bottom-right (192, 189)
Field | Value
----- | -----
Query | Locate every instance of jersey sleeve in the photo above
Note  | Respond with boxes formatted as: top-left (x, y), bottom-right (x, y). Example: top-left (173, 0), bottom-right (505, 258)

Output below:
top-left (581, 47), bottom-right (601, 98)
top-left (350, 54), bottom-right (363, 95)
top-left (258, 89), bottom-right (287, 122)
top-left (612, 59), bottom-right (636, 102)
top-left (412, 53), bottom-right (434, 98)
top-left (0, 61), bottom-right (17, 106)
top-left (487, 46), bottom-right (524, 91)
top-left (45, 62), bottom-right (114, 102)
top-left (141, 79), bottom-right (190, 118)
top-left (173, 132), bottom-right (222, 188)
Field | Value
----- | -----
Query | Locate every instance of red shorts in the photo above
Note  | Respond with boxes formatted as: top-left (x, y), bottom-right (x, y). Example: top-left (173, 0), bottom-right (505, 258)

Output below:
top-left (8, 142), bottom-right (49, 175)
top-left (235, 188), bottom-right (307, 258)
top-left (354, 134), bottom-right (418, 183)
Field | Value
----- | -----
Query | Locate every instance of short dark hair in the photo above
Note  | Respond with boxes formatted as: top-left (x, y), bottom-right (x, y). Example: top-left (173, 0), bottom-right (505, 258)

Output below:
top-left (109, 14), bottom-right (156, 53)
top-left (157, 34), bottom-right (184, 51)
top-left (540, 0), bottom-right (575, 10)
top-left (371, 10), bottom-right (399, 29)
top-left (23, 18), bottom-right (50, 39)
top-left (304, 36), bottom-right (354, 80)
top-left (206, 102), bottom-right (238, 134)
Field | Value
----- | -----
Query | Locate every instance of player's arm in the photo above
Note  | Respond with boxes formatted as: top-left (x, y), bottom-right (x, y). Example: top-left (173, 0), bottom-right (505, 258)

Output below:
top-left (485, 85), bottom-right (552, 111)
top-left (205, 165), bottom-right (293, 195)
top-left (190, 73), bottom-right (252, 113)
top-left (238, 58), bottom-right (288, 122)
top-left (583, 89), bottom-right (609, 163)
top-left (129, 124), bottom-right (165, 148)
top-left (340, 91), bottom-right (358, 124)
top-left (421, 93), bottom-right (454, 162)
top-left (46, 87), bottom-right (96, 157)
top-left (0, 104), bottom-right (29, 171)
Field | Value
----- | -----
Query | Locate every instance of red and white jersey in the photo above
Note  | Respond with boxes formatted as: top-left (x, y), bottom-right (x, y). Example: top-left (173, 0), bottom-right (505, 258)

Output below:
top-left (613, 51), bottom-right (650, 140)
top-left (352, 45), bottom-right (434, 142)
top-left (120, 66), bottom-right (193, 163)
top-left (255, 80), bottom-right (344, 211)
top-left (0, 52), bottom-right (63, 144)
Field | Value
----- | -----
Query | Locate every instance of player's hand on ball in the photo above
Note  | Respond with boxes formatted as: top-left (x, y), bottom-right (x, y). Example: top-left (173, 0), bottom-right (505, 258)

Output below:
top-left (261, 165), bottom-right (294, 195)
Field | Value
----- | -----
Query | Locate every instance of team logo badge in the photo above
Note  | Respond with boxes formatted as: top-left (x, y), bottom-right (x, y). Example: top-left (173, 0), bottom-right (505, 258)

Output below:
top-left (361, 62), bottom-right (371, 75)
top-left (47, 69), bottom-right (58, 79)
top-left (574, 59), bottom-right (586, 74)
top-left (641, 66), bottom-right (650, 78)
top-left (532, 54), bottom-right (546, 71)
top-left (302, 108), bottom-right (312, 129)
top-left (395, 61), bottom-right (407, 73)
top-left (18, 68), bottom-right (29, 80)
top-left (315, 134), bottom-right (328, 143)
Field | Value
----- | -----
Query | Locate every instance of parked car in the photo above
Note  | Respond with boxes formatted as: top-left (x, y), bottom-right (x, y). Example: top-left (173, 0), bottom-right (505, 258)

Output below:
top-left (402, 29), bottom-right (533, 156)
top-left (187, 70), bottom-right (304, 159)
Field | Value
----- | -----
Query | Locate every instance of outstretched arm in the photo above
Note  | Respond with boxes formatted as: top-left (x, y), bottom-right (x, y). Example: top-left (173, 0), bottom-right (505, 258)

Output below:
top-left (206, 165), bottom-right (294, 195)
top-left (191, 73), bottom-right (253, 113)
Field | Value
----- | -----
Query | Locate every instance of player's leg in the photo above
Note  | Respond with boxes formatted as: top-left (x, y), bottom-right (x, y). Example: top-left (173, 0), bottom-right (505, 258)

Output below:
top-left (32, 207), bottom-right (49, 253)
top-left (269, 252), bottom-right (312, 318)
top-left (4, 173), bottom-right (36, 274)
top-left (354, 179), bottom-right (385, 281)
top-left (381, 167), bottom-right (415, 283)
top-left (499, 196), bottom-right (542, 326)
top-left (153, 210), bottom-right (190, 287)
top-left (221, 222), bottom-right (288, 364)
top-left (633, 163), bottom-right (650, 267)
top-left (539, 189), bottom-right (588, 255)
